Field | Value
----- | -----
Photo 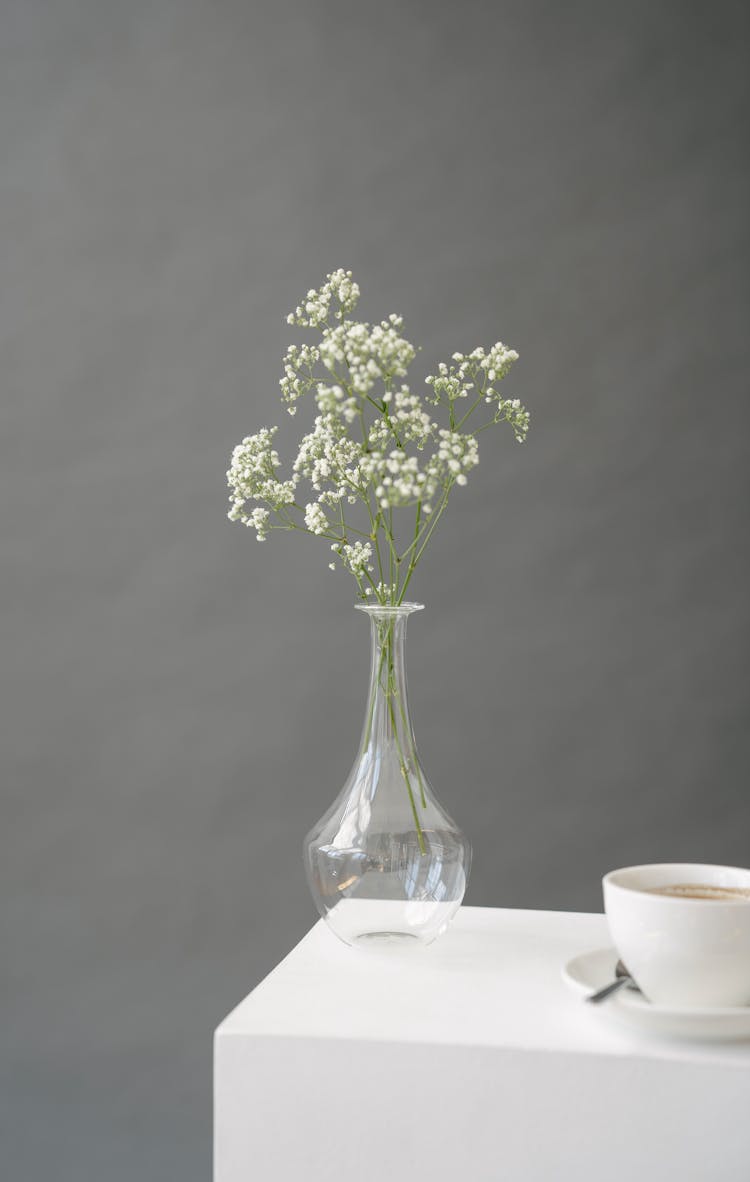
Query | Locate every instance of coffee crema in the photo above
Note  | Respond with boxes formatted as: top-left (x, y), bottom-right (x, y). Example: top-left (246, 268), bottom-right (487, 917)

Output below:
top-left (647, 883), bottom-right (750, 901)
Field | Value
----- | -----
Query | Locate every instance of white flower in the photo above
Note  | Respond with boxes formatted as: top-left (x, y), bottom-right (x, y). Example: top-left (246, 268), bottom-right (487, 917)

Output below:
top-left (227, 426), bottom-right (296, 523)
top-left (360, 449), bottom-right (422, 510)
top-left (319, 319), bottom-right (415, 398)
top-left (279, 342), bottom-right (320, 406)
top-left (247, 507), bottom-right (270, 539)
top-left (313, 383), bottom-right (346, 415)
top-left (494, 396), bottom-right (530, 442)
top-left (286, 269), bottom-right (360, 328)
top-left (426, 342), bottom-right (518, 410)
top-left (293, 413), bottom-right (364, 493)
top-left (369, 385), bottom-right (434, 449)
top-left (374, 581), bottom-right (397, 600)
top-left (340, 541), bottom-right (373, 577)
top-left (304, 502), bottom-right (329, 535)
top-left (480, 341), bottom-right (519, 381)
top-left (425, 429), bottom-right (479, 490)
top-left (328, 539), bottom-right (373, 578)
top-left (227, 269), bottom-right (530, 596)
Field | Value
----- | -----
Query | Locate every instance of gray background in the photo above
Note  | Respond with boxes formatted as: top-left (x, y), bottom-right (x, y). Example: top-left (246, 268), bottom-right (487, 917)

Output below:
top-left (2, 0), bottom-right (748, 1178)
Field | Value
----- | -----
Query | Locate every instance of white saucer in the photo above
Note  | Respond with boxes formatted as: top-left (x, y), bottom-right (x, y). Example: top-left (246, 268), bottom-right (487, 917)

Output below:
top-left (562, 947), bottom-right (750, 1041)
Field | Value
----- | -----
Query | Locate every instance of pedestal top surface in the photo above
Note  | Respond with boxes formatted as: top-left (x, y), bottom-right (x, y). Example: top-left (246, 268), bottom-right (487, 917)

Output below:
top-left (217, 906), bottom-right (750, 1067)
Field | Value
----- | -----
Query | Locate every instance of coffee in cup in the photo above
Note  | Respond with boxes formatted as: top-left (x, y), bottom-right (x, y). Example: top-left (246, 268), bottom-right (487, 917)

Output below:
top-left (646, 883), bottom-right (750, 901)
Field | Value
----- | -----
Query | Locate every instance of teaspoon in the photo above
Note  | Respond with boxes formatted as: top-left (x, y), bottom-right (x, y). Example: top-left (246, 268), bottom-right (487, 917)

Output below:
top-left (586, 959), bottom-right (639, 1004)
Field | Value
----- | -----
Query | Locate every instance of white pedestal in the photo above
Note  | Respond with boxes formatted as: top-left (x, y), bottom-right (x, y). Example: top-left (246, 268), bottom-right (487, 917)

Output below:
top-left (214, 907), bottom-right (750, 1181)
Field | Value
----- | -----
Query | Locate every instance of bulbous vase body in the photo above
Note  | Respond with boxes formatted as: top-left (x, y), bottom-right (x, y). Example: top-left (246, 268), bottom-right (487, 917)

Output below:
top-left (304, 603), bottom-right (471, 947)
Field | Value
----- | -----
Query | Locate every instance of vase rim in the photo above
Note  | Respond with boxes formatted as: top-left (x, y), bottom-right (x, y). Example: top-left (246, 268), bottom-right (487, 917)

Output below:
top-left (354, 601), bottom-right (424, 617)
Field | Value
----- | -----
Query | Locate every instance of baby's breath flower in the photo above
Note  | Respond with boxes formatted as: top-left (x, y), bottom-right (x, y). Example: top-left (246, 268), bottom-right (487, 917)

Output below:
top-left (319, 319), bottom-right (416, 398)
top-left (369, 385), bottom-right (434, 449)
top-left (304, 502), bottom-right (329, 535)
top-left (426, 429), bottom-right (479, 487)
top-left (227, 270), bottom-right (530, 598)
top-left (314, 383), bottom-right (346, 415)
top-left (425, 365), bottom-right (472, 405)
top-left (233, 506), bottom-right (270, 539)
top-left (364, 448), bottom-right (435, 511)
top-left (481, 341), bottom-right (519, 382)
top-left (287, 269), bottom-right (360, 328)
top-left (294, 413), bottom-right (363, 492)
top-left (374, 582), bottom-right (397, 600)
top-left (495, 397), bottom-right (530, 442)
top-left (339, 541), bottom-right (374, 578)
top-left (426, 342), bottom-right (519, 411)
top-left (279, 343), bottom-right (320, 407)
top-left (227, 426), bottom-right (296, 521)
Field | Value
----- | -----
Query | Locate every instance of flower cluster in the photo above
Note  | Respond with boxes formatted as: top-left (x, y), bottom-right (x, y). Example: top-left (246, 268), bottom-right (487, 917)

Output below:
top-left (363, 582), bottom-right (398, 599)
top-left (293, 414), bottom-right (363, 496)
top-left (368, 385), bottom-right (434, 449)
top-left (314, 383), bottom-right (359, 423)
top-left (287, 268), bottom-right (360, 328)
top-left (227, 427), bottom-right (296, 538)
top-left (330, 540), bottom-right (374, 578)
top-left (427, 429), bottom-right (479, 488)
top-left (493, 397), bottom-right (530, 442)
top-left (237, 506), bottom-right (270, 540)
top-left (363, 449), bottom-right (432, 511)
top-left (304, 502), bottom-right (329, 535)
top-left (426, 343), bottom-right (528, 443)
top-left (279, 343), bottom-right (320, 414)
top-left (227, 270), bottom-right (530, 602)
top-left (319, 317), bottom-right (415, 397)
top-left (425, 362), bottom-right (473, 405)
top-left (479, 341), bottom-right (519, 385)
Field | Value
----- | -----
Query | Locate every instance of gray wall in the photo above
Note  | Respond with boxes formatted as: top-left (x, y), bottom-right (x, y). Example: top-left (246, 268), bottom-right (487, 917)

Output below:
top-left (2, 1), bottom-right (748, 1178)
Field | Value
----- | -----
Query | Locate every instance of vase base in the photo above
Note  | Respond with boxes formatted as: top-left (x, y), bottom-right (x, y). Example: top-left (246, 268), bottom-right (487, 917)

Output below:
top-left (354, 930), bottom-right (421, 947)
top-left (319, 897), bottom-right (462, 948)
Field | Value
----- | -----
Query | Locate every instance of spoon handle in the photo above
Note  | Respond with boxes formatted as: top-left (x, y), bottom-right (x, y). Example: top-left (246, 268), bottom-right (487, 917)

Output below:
top-left (586, 975), bottom-right (632, 1004)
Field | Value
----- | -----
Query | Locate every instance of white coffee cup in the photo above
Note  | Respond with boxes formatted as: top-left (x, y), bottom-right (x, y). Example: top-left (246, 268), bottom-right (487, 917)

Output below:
top-left (603, 863), bottom-right (750, 1008)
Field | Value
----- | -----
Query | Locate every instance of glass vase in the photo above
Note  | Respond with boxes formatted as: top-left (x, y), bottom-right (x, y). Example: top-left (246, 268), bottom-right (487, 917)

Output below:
top-left (304, 602), bottom-right (471, 947)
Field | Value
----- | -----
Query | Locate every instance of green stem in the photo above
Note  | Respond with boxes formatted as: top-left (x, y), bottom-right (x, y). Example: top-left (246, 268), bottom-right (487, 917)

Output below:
top-left (455, 391), bottom-right (485, 430)
top-left (409, 485), bottom-right (453, 568)
top-left (362, 634), bottom-right (389, 750)
top-left (393, 680), bottom-right (426, 808)
top-left (395, 501), bottom-right (422, 599)
top-left (385, 635), bottom-right (426, 853)
top-left (354, 492), bottom-right (385, 595)
top-left (397, 485), bottom-right (453, 603)
top-left (388, 691), bottom-right (425, 854)
top-left (356, 405), bottom-right (370, 453)
top-left (396, 512), bottom-right (434, 565)
top-left (388, 509), bottom-right (394, 592)
top-left (360, 622), bottom-right (427, 851)
top-left (474, 419), bottom-right (499, 436)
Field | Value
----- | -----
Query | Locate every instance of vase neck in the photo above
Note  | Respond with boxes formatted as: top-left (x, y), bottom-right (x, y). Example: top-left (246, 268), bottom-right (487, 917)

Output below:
top-left (358, 604), bottom-right (422, 758)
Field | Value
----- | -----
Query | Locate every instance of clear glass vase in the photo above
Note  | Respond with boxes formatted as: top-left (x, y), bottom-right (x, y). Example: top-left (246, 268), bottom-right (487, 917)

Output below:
top-left (304, 603), bottom-right (471, 947)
